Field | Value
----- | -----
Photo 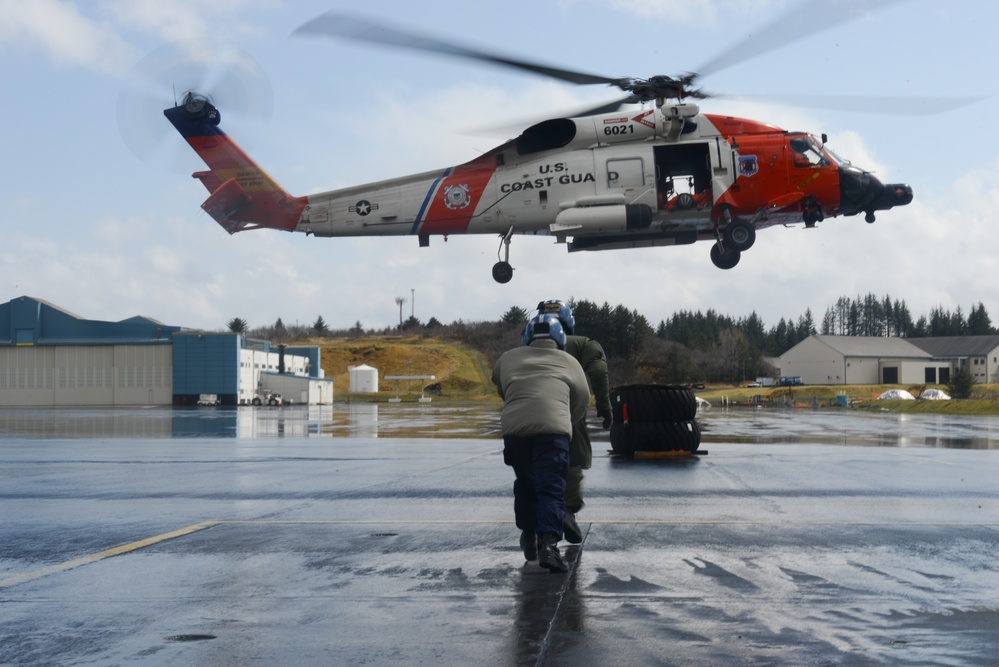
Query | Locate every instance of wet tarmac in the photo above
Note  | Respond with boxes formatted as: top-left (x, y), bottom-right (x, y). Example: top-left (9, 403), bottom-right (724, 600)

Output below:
top-left (1, 404), bottom-right (997, 666)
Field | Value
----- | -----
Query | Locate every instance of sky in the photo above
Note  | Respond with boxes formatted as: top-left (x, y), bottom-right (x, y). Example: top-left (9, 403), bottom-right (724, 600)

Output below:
top-left (2, 0), bottom-right (998, 333)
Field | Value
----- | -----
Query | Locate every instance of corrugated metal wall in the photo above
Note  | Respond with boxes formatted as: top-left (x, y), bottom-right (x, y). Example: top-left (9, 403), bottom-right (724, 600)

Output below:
top-left (171, 334), bottom-right (239, 396)
top-left (0, 345), bottom-right (172, 406)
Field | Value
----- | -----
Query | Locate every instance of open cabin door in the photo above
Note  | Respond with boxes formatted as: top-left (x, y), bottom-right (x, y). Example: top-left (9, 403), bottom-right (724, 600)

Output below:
top-left (654, 143), bottom-right (712, 215)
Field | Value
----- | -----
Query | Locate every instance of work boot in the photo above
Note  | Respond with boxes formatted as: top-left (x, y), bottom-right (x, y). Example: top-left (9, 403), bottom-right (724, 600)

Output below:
top-left (520, 530), bottom-right (538, 561)
top-left (538, 533), bottom-right (568, 573)
top-left (563, 512), bottom-right (582, 544)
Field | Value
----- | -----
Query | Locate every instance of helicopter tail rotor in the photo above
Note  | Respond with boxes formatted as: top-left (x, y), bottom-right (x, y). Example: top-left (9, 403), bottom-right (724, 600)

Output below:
top-left (117, 40), bottom-right (273, 172)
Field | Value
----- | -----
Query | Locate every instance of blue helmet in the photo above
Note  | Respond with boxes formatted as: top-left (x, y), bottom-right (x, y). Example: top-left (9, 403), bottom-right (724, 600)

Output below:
top-left (537, 299), bottom-right (575, 335)
top-left (522, 314), bottom-right (567, 349)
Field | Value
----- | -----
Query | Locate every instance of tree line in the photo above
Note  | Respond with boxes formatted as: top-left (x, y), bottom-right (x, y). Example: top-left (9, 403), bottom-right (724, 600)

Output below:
top-left (228, 293), bottom-right (996, 385)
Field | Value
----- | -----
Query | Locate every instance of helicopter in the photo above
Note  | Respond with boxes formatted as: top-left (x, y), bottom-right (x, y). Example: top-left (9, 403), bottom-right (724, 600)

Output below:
top-left (161, 6), bottom-right (955, 284)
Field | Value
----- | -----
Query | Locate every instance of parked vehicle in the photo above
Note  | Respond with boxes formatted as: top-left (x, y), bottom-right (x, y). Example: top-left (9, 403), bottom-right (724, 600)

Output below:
top-left (251, 392), bottom-right (284, 406)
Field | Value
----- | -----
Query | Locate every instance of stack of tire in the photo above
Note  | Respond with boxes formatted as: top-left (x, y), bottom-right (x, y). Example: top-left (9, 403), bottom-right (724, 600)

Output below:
top-left (609, 384), bottom-right (701, 456)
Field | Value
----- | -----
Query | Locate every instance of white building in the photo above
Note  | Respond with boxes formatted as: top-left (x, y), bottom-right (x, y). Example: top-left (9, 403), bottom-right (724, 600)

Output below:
top-left (779, 334), bottom-right (999, 385)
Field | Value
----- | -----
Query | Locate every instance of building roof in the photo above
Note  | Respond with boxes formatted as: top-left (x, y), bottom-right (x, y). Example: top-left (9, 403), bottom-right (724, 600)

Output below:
top-left (907, 335), bottom-right (999, 357)
top-left (1, 295), bottom-right (182, 346)
top-left (810, 335), bottom-right (931, 359)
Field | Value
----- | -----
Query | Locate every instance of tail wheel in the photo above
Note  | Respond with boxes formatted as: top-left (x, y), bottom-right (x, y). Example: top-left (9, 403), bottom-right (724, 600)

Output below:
top-left (492, 261), bottom-right (513, 283)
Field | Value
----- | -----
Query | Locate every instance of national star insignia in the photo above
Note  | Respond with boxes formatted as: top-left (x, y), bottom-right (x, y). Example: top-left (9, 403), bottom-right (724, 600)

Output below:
top-left (349, 200), bottom-right (378, 216)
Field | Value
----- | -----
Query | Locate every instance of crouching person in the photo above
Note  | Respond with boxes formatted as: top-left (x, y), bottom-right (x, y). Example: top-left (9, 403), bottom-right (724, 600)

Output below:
top-left (491, 314), bottom-right (590, 573)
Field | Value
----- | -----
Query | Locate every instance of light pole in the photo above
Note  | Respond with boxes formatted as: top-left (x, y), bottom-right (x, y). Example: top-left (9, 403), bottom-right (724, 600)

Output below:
top-left (395, 297), bottom-right (406, 326)
top-left (411, 289), bottom-right (415, 319)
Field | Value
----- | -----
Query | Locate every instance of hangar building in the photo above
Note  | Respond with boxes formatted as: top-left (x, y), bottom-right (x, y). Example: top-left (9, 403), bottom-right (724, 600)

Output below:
top-left (0, 296), bottom-right (332, 406)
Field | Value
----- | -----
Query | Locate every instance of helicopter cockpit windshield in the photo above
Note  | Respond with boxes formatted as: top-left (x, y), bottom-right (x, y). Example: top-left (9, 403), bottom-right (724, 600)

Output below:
top-left (789, 135), bottom-right (831, 168)
top-left (822, 144), bottom-right (850, 167)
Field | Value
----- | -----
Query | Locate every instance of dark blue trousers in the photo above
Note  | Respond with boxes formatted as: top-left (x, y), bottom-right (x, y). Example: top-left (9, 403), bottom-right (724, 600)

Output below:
top-left (502, 434), bottom-right (569, 538)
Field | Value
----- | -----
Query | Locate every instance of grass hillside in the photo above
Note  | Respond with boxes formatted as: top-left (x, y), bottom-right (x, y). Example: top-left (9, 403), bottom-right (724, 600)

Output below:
top-left (314, 336), bottom-right (497, 402)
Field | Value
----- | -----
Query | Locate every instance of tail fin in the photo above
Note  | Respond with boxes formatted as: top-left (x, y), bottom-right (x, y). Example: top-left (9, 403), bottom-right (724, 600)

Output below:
top-left (164, 94), bottom-right (306, 233)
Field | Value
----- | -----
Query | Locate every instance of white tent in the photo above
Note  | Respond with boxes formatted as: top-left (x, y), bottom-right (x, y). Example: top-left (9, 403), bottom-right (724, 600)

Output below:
top-left (919, 388), bottom-right (951, 400)
top-left (877, 389), bottom-right (915, 400)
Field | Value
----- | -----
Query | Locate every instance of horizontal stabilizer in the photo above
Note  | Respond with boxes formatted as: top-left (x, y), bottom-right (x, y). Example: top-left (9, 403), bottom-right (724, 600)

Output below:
top-left (202, 178), bottom-right (252, 234)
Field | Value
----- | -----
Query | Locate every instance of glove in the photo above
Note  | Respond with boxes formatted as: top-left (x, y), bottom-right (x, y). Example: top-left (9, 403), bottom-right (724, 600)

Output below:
top-left (598, 407), bottom-right (612, 430)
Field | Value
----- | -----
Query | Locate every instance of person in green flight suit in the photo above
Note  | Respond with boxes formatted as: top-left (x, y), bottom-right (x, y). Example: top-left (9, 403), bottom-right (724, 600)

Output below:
top-left (532, 299), bottom-right (612, 544)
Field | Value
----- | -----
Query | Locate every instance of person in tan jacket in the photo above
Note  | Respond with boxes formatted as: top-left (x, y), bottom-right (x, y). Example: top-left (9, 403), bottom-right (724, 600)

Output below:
top-left (492, 314), bottom-right (589, 573)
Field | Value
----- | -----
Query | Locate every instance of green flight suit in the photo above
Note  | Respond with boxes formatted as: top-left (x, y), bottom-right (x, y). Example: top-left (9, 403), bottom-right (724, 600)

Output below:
top-left (563, 334), bottom-right (611, 513)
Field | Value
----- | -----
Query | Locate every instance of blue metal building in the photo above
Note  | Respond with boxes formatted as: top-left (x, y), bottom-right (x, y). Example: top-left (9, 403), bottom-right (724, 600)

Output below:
top-left (1, 296), bottom-right (331, 407)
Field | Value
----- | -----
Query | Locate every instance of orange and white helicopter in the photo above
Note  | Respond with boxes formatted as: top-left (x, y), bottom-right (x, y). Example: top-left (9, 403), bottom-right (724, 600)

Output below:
top-left (162, 9), bottom-right (939, 284)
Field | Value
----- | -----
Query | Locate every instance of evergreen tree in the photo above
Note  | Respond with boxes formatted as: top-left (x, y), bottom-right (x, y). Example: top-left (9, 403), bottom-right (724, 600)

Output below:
top-left (227, 317), bottom-right (248, 334)
top-left (948, 365), bottom-right (975, 399)
top-left (820, 307), bottom-right (836, 335)
top-left (847, 301), bottom-right (860, 336)
top-left (967, 302), bottom-right (994, 335)
top-left (501, 306), bottom-right (529, 325)
top-left (312, 315), bottom-right (329, 335)
top-left (796, 309), bottom-right (816, 341)
top-left (739, 311), bottom-right (768, 351)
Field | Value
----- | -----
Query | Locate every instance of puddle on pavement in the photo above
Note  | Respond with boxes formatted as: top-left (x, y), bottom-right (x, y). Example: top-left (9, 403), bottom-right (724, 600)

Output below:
top-left (0, 405), bottom-right (996, 449)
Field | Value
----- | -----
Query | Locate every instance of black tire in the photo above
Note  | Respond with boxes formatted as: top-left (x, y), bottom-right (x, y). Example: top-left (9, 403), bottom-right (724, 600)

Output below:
top-left (611, 384), bottom-right (697, 423)
top-left (710, 243), bottom-right (740, 269)
top-left (640, 386), bottom-right (696, 422)
top-left (610, 419), bottom-right (701, 454)
top-left (724, 221), bottom-right (756, 251)
top-left (609, 422), bottom-right (631, 453)
top-left (492, 261), bottom-right (513, 283)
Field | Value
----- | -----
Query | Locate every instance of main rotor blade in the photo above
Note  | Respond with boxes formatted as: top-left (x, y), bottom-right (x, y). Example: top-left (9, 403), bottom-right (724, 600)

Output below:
top-left (463, 95), bottom-right (640, 137)
top-left (293, 12), bottom-right (623, 87)
top-left (712, 92), bottom-right (986, 116)
top-left (696, 0), bottom-right (907, 78)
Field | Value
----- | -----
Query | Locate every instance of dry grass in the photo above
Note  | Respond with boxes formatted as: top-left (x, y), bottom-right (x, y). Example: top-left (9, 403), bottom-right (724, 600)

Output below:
top-left (311, 336), bottom-right (496, 402)
top-left (698, 383), bottom-right (999, 414)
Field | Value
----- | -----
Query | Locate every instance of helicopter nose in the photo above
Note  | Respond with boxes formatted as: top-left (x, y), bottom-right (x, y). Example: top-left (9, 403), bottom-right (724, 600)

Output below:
top-left (839, 164), bottom-right (913, 222)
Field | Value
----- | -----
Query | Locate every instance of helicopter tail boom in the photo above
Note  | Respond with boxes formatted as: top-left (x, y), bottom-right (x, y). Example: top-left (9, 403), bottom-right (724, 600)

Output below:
top-left (163, 94), bottom-right (306, 234)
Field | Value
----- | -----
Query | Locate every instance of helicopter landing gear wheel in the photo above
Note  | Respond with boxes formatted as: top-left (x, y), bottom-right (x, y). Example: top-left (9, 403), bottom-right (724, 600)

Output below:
top-left (493, 226), bottom-right (515, 283)
top-left (724, 221), bottom-right (756, 251)
top-left (492, 261), bottom-right (513, 283)
top-left (710, 242), bottom-right (740, 270)
top-left (803, 207), bottom-right (824, 228)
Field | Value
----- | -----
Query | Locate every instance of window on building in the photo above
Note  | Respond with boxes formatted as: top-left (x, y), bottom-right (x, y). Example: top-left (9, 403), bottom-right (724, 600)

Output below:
top-left (924, 368), bottom-right (937, 383)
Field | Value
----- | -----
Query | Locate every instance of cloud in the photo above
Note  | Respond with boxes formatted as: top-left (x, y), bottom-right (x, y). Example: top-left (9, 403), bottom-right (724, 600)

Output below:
top-left (0, 0), bottom-right (275, 77)
top-left (103, 0), bottom-right (275, 43)
top-left (561, 0), bottom-right (778, 25)
top-left (0, 0), bottom-right (133, 74)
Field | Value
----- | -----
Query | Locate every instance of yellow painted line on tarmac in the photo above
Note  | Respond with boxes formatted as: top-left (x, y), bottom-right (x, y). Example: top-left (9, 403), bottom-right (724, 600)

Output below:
top-left (0, 521), bottom-right (219, 589)
top-left (213, 519), bottom-right (999, 527)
